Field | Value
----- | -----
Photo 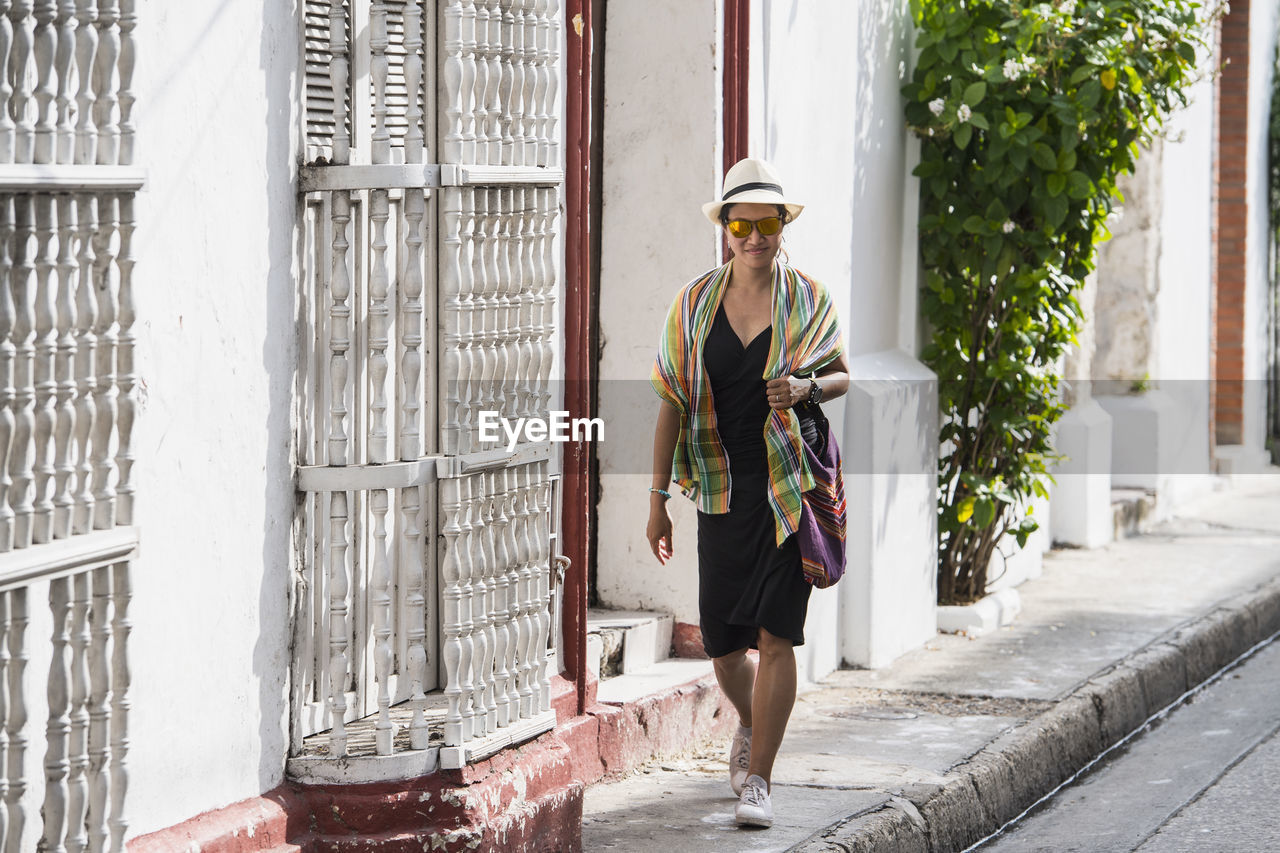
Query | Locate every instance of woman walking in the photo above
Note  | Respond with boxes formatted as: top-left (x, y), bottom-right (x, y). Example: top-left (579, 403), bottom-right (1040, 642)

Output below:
top-left (646, 157), bottom-right (849, 828)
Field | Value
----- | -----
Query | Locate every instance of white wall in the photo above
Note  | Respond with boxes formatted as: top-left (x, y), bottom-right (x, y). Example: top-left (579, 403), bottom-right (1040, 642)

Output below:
top-left (1245, 0), bottom-right (1280, 454)
top-left (755, 0), bottom-right (936, 673)
top-left (594, 0), bottom-right (722, 625)
top-left (126, 0), bottom-right (297, 836)
top-left (1157, 68), bottom-right (1215, 503)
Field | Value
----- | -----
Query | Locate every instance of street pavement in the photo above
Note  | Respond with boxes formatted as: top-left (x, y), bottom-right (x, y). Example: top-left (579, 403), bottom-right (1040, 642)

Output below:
top-left (581, 471), bottom-right (1280, 852)
top-left (979, 636), bottom-right (1280, 851)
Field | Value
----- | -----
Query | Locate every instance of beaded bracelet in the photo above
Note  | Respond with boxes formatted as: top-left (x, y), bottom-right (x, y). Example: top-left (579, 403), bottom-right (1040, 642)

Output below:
top-left (649, 487), bottom-right (672, 499)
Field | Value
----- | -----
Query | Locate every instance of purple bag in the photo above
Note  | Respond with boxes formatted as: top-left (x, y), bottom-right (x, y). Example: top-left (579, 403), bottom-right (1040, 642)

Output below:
top-left (795, 402), bottom-right (847, 589)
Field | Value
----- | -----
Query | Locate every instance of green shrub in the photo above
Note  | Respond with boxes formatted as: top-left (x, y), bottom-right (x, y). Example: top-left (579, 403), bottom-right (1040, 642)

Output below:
top-left (903, 0), bottom-right (1218, 604)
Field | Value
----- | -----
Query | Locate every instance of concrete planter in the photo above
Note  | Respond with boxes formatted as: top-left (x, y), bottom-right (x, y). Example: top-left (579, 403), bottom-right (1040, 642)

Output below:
top-left (936, 587), bottom-right (1022, 637)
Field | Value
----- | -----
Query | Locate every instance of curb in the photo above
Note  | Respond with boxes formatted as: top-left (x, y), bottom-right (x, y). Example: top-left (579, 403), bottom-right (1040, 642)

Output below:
top-left (794, 574), bottom-right (1280, 853)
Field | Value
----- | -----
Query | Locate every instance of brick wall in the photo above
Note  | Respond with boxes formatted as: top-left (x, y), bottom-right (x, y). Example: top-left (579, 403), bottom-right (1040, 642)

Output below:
top-left (1214, 0), bottom-right (1250, 445)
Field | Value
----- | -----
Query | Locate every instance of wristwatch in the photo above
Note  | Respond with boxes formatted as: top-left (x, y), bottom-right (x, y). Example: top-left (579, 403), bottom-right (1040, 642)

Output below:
top-left (807, 378), bottom-right (823, 405)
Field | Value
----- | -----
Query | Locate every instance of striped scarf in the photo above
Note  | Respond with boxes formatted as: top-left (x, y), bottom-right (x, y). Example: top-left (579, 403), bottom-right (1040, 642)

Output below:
top-left (650, 259), bottom-right (845, 545)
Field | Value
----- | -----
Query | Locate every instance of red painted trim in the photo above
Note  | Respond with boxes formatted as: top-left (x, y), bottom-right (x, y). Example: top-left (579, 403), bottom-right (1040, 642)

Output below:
top-left (562, 0), bottom-right (594, 716)
top-left (720, 0), bottom-right (750, 262)
top-left (1213, 0), bottom-right (1250, 448)
top-left (722, 0), bottom-right (750, 175)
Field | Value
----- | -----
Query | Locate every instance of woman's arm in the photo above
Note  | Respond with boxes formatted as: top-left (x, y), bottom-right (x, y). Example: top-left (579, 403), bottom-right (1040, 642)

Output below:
top-left (764, 351), bottom-right (851, 409)
top-left (646, 400), bottom-right (681, 563)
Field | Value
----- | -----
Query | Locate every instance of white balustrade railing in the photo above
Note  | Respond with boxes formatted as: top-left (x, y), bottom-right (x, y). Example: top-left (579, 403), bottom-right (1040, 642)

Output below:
top-left (0, 1), bottom-right (140, 847)
top-left (0, 530), bottom-right (136, 853)
top-left (0, 190), bottom-right (136, 552)
top-left (0, 0), bottom-right (137, 169)
top-left (292, 0), bottom-right (562, 775)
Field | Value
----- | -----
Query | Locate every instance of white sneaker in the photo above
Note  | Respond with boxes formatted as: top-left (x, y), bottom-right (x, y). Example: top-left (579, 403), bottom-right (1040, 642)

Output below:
top-left (735, 774), bottom-right (773, 828)
top-left (728, 725), bottom-right (752, 795)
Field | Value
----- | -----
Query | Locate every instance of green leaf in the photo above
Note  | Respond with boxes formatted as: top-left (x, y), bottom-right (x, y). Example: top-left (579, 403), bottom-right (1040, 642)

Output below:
top-left (962, 214), bottom-right (986, 234)
top-left (962, 81), bottom-right (987, 107)
top-left (973, 498), bottom-right (996, 529)
top-left (1067, 170), bottom-right (1093, 199)
top-left (1008, 146), bottom-right (1029, 170)
top-left (954, 122), bottom-right (973, 149)
top-left (1047, 173), bottom-right (1067, 197)
top-left (968, 111), bottom-right (990, 130)
top-left (1031, 143), bottom-right (1057, 171)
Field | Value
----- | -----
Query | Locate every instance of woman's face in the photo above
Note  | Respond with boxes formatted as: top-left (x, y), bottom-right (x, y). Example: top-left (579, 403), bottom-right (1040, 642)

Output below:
top-left (722, 202), bottom-right (785, 273)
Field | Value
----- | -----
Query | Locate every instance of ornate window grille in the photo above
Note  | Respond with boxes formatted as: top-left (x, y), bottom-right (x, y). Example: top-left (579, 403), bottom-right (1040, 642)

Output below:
top-left (0, 2), bottom-right (141, 850)
top-left (291, 0), bottom-right (564, 777)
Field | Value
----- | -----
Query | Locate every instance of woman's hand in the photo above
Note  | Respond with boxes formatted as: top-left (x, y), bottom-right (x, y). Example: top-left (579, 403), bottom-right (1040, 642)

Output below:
top-left (765, 376), bottom-right (809, 409)
top-left (647, 498), bottom-right (674, 564)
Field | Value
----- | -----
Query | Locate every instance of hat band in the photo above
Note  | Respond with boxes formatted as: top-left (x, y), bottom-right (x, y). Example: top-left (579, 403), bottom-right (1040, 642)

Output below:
top-left (722, 181), bottom-right (783, 200)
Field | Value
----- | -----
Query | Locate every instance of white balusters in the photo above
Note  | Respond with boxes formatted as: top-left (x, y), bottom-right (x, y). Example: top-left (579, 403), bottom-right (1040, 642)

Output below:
top-left (66, 572), bottom-right (89, 853)
top-left (441, 188), bottom-right (464, 455)
top-left (371, 489), bottom-right (393, 755)
top-left (0, 198), bottom-right (13, 551)
top-left (485, 471), bottom-right (508, 729)
top-left (329, 0), bottom-right (349, 164)
top-left (484, 0), bottom-right (502, 164)
top-left (458, 189), bottom-right (477, 451)
top-left (401, 482), bottom-right (428, 750)
top-left (499, 0), bottom-right (515, 164)
top-left (366, 4), bottom-right (393, 758)
top-left (72, 0), bottom-right (96, 167)
top-left (535, 462), bottom-right (552, 709)
top-left (116, 0), bottom-right (134, 166)
top-left (41, 576), bottom-right (70, 853)
top-left (456, 476), bottom-right (476, 741)
top-left (468, 475), bottom-right (492, 735)
top-left (367, 181), bottom-right (390, 462)
top-left (31, 195), bottom-right (55, 544)
top-left (114, 194), bottom-right (134, 525)
top-left (4, 588), bottom-right (27, 853)
top-left (460, 0), bottom-right (478, 163)
top-left (520, 0), bottom-right (537, 166)
top-left (32, 0), bottom-right (55, 165)
top-left (71, 193), bottom-right (94, 535)
top-left (442, 0), bottom-right (464, 162)
top-left (85, 567), bottom-right (107, 853)
top-left (0, 4), bottom-right (14, 163)
top-left (532, 0), bottom-right (549, 167)
top-left (52, 195), bottom-right (75, 538)
top-left (89, 193), bottom-right (115, 530)
top-left (92, 0), bottom-right (119, 166)
top-left (543, 0), bottom-right (559, 166)
top-left (10, 197), bottom-right (35, 549)
top-left (471, 0), bottom-right (490, 163)
top-left (325, 0), bottom-right (353, 746)
top-left (11, 1), bottom-right (35, 164)
top-left (53, 0), bottom-right (74, 164)
top-left (108, 561), bottom-right (130, 852)
top-left (440, 477), bottom-right (464, 746)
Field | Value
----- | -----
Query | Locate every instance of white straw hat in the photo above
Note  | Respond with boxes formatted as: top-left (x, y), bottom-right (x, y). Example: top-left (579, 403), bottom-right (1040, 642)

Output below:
top-left (702, 157), bottom-right (804, 225)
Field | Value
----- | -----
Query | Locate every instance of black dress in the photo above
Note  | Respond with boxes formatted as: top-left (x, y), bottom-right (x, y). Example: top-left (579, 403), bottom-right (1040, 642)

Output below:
top-left (695, 303), bottom-right (811, 659)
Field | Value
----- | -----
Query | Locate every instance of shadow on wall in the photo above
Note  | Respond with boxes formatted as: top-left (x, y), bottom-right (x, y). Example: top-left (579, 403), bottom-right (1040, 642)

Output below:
top-left (257, 0), bottom-right (298, 789)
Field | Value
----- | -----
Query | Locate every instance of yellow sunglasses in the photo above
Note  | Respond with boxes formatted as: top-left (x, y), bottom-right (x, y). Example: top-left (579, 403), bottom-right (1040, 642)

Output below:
top-left (724, 216), bottom-right (785, 238)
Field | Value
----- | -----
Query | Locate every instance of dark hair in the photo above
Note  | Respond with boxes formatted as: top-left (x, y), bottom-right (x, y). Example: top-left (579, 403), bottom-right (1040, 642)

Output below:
top-left (719, 203), bottom-right (789, 226)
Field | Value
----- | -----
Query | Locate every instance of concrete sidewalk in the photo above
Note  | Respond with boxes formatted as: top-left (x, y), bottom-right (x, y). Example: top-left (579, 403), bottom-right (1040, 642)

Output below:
top-left (581, 473), bottom-right (1280, 852)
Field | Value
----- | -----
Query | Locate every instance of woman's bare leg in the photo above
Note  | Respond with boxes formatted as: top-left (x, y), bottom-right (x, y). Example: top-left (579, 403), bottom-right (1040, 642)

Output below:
top-left (713, 647), bottom-right (756, 727)
top-left (746, 627), bottom-right (797, 787)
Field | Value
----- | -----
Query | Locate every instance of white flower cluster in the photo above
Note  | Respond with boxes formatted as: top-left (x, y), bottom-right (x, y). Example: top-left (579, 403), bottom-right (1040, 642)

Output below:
top-left (957, 104), bottom-right (972, 123)
top-left (1060, 0), bottom-right (1077, 16)
top-left (1003, 56), bottom-right (1034, 80)
top-left (1002, 220), bottom-right (1016, 234)
top-left (929, 98), bottom-right (946, 116)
